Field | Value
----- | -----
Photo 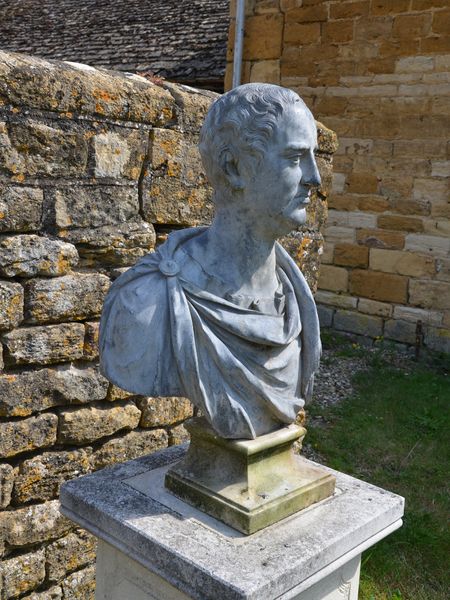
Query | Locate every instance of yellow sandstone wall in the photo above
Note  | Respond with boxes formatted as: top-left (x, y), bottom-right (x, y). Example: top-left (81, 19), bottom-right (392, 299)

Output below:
top-left (227, 0), bottom-right (450, 352)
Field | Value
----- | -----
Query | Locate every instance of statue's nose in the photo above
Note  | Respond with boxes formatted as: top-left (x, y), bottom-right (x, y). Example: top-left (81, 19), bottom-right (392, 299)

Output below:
top-left (302, 152), bottom-right (321, 187)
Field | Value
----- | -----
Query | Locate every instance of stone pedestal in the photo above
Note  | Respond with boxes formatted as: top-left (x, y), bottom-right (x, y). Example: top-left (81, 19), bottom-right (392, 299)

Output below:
top-left (166, 417), bottom-right (336, 534)
top-left (60, 445), bottom-right (404, 600)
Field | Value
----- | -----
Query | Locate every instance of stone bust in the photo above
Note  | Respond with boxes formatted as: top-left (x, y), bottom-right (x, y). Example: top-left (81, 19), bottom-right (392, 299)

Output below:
top-left (99, 83), bottom-right (322, 440)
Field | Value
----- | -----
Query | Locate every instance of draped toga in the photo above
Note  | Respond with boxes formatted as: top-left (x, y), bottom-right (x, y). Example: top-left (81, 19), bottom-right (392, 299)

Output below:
top-left (99, 227), bottom-right (321, 439)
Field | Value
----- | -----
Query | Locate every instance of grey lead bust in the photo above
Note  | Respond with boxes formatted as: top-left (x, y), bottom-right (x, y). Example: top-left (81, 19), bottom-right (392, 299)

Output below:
top-left (99, 83), bottom-right (322, 440)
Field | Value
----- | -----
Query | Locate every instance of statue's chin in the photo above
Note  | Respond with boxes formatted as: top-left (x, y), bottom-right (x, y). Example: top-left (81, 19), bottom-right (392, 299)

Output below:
top-left (280, 208), bottom-right (307, 233)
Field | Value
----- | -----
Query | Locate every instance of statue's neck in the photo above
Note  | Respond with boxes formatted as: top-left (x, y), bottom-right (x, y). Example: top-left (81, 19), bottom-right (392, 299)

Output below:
top-left (184, 209), bottom-right (279, 298)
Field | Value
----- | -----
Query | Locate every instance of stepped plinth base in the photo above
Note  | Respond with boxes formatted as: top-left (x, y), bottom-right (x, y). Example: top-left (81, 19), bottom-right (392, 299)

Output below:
top-left (165, 417), bottom-right (336, 534)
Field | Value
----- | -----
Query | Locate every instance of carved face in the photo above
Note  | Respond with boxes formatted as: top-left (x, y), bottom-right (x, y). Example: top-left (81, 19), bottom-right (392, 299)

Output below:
top-left (239, 104), bottom-right (321, 239)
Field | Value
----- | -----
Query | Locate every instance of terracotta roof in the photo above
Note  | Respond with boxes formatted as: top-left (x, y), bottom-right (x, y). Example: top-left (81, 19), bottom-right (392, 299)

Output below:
top-left (0, 0), bottom-right (229, 90)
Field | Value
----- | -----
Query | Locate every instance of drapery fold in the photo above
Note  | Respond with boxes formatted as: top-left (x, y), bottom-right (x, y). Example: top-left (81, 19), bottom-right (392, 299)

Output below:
top-left (99, 227), bottom-right (321, 439)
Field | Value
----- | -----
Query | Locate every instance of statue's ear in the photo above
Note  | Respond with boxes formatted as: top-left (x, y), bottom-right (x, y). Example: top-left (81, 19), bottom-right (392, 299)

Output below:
top-left (220, 149), bottom-right (244, 191)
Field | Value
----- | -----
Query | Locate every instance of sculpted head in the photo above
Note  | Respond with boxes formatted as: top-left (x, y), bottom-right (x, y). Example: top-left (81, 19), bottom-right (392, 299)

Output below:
top-left (199, 83), bottom-right (321, 236)
top-left (199, 84), bottom-right (303, 195)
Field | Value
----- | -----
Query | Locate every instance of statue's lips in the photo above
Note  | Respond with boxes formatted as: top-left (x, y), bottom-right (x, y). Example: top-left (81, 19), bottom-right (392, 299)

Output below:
top-left (293, 195), bottom-right (310, 206)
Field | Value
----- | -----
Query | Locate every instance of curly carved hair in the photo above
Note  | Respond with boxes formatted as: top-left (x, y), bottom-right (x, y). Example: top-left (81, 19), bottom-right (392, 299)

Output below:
top-left (199, 83), bottom-right (307, 192)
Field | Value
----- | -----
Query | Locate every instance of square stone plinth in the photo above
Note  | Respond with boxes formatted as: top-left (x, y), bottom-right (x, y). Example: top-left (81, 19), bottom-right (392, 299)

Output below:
top-left (165, 418), bottom-right (336, 534)
top-left (60, 445), bottom-right (404, 600)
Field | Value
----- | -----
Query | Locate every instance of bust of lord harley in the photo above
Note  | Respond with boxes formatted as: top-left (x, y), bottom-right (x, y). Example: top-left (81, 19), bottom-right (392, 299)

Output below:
top-left (99, 83), bottom-right (322, 440)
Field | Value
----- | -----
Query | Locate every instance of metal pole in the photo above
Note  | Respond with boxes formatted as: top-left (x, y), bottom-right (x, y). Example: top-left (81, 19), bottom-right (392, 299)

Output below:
top-left (232, 0), bottom-right (245, 88)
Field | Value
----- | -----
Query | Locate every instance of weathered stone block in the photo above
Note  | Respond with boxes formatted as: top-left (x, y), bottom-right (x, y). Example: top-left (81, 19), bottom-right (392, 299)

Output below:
top-left (356, 228), bottom-right (405, 249)
top-left (14, 449), bottom-right (92, 504)
top-left (58, 401), bottom-right (141, 445)
top-left (280, 0), bottom-right (303, 11)
top-left (413, 177), bottom-right (448, 203)
top-left (53, 186), bottom-right (139, 229)
top-left (0, 186), bottom-right (43, 233)
top-left (405, 234), bottom-right (449, 258)
top-left (250, 59), bottom-right (281, 84)
top-left (106, 383), bottom-right (134, 401)
top-left (431, 160), bottom-right (450, 178)
top-left (318, 264), bottom-right (349, 292)
top-left (393, 306), bottom-right (442, 327)
top-left (61, 565), bottom-right (95, 600)
top-left (323, 225), bottom-right (356, 243)
top-left (384, 319), bottom-right (417, 345)
top-left (2, 323), bottom-right (85, 366)
top-left (284, 22), bottom-right (321, 45)
top-left (330, 0), bottom-right (369, 19)
top-left (350, 270), bottom-right (408, 303)
top-left (254, 0), bottom-right (281, 15)
top-left (347, 171), bottom-right (378, 194)
top-left (0, 280), bottom-right (23, 331)
top-left (0, 549), bottom-right (45, 598)
top-left (285, 4), bottom-right (328, 23)
top-left (409, 280), bottom-right (450, 310)
top-left (90, 428), bottom-right (168, 470)
top-left (427, 205), bottom-right (449, 222)
top-left (393, 199), bottom-right (431, 217)
top-left (436, 257), bottom-right (450, 282)
top-left (83, 321), bottom-right (100, 360)
top-left (0, 500), bottom-right (71, 547)
top-left (323, 19), bottom-right (354, 43)
top-left (393, 13), bottom-right (432, 40)
top-left (358, 195), bottom-right (391, 213)
top-left (59, 220), bottom-right (155, 267)
top-left (150, 129), bottom-right (206, 186)
top-left (169, 423), bottom-right (190, 446)
top-left (24, 273), bottom-right (110, 324)
top-left (0, 463), bottom-right (16, 508)
top-left (334, 309), bottom-right (383, 337)
top-left (315, 154), bottom-right (334, 195)
top-left (0, 235), bottom-right (78, 277)
top-left (142, 128), bottom-right (213, 226)
top-left (315, 290), bottom-right (357, 309)
top-left (369, 248), bottom-right (435, 277)
top-left (22, 585), bottom-right (63, 600)
top-left (0, 364), bottom-right (108, 417)
top-left (317, 122), bottom-right (339, 155)
top-left (46, 531), bottom-right (96, 582)
top-left (358, 298), bottom-right (392, 318)
top-left (138, 396), bottom-right (193, 428)
top-left (1, 119), bottom-right (88, 177)
top-left (334, 243), bottom-right (369, 268)
top-left (378, 215), bottom-right (424, 232)
top-left (316, 305), bottom-right (334, 327)
top-left (280, 233), bottom-right (323, 292)
top-left (0, 52), bottom-right (175, 124)
top-left (92, 129), bottom-right (148, 179)
top-left (242, 14), bottom-right (284, 60)
top-left (321, 241), bottom-right (334, 264)
top-left (0, 414), bottom-right (58, 458)
top-left (424, 326), bottom-right (450, 353)
top-left (160, 81), bottom-right (217, 133)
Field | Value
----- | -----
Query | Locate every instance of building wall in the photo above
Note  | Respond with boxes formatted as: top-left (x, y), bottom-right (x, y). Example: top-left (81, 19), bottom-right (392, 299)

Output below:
top-left (227, 0), bottom-right (450, 352)
top-left (0, 50), bottom-right (335, 598)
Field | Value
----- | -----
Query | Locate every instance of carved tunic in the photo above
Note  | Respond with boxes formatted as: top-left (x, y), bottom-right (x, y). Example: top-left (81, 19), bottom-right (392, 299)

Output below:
top-left (99, 227), bottom-right (321, 439)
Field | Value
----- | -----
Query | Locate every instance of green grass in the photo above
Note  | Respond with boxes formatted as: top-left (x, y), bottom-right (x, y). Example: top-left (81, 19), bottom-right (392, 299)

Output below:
top-left (306, 358), bottom-right (450, 600)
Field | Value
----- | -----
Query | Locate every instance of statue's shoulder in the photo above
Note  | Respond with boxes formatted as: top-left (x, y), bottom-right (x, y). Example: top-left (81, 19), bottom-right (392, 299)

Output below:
top-left (98, 228), bottom-right (206, 396)
top-left (107, 226), bottom-right (207, 294)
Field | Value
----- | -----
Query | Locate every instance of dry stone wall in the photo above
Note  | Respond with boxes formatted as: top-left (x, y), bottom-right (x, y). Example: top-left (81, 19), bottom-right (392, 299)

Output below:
top-left (0, 50), bottom-right (336, 599)
top-left (227, 0), bottom-right (450, 352)
top-left (0, 51), bottom-right (209, 600)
